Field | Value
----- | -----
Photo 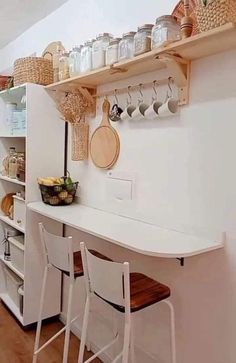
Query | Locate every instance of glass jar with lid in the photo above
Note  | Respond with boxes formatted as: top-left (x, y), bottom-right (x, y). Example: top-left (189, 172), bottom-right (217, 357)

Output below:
top-left (8, 150), bottom-right (18, 179)
top-left (69, 46), bottom-right (81, 78)
top-left (152, 15), bottom-right (180, 49)
top-left (118, 32), bottom-right (136, 61)
top-left (106, 38), bottom-right (121, 66)
top-left (2, 147), bottom-right (15, 176)
top-left (80, 40), bottom-right (93, 73)
top-left (58, 52), bottom-right (70, 81)
top-left (92, 33), bottom-right (113, 70)
top-left (134, 24), bottom-right (153, 56)
top-left (16, 152), bottom-right (25, 182)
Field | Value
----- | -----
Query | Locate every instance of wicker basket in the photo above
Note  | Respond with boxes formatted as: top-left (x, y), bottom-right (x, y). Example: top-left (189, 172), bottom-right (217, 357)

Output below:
top-left (196, 0), bottom-right (236, 32)
top-left (72, 123), bottom-right (89, 161)
top-left (13, 55), bottom-right (53, 87)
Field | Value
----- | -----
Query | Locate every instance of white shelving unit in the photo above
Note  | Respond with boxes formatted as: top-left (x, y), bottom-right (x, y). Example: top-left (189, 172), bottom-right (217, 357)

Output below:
top-left (0, 83), bottom-right (64, 326)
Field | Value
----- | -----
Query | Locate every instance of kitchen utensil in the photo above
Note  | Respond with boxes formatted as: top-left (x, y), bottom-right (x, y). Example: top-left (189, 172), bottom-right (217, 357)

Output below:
top-left (109, 90), bottom-right (123, 122)
top-left (90, 99), bottom-right (120, 169)
top-left (158, 79), bottom-right (178, 117)
top-left (144, 81), bottom-right (162, 119)
top-left (172, 0), bottom-right (198, 36)
top-left (131, 84), bottom-right (148, 120)
top-left (120, 86), bottom-right (136, 121)
top-left (181, 0), bottom-right (194, 38)
top-left (1, 193), bottom-right (15, 216)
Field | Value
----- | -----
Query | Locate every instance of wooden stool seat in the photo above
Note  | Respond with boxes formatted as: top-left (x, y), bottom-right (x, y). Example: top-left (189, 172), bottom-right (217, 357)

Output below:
top-left (99, 272), bottom-right (170, 313)
top-left (63, 250), bottom-right (112, 278)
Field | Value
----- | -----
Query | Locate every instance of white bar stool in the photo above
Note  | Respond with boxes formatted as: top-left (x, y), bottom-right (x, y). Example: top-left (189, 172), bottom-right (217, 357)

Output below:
top-left (78, 242), bottom-right (176, 363)
top-left (32, 223), bottom-right (111, 363)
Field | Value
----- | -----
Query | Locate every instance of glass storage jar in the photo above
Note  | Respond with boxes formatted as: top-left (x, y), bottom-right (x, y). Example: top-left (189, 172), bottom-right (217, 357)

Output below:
top-left (8, 150), bottom-right (18, 179)
top-left (69, 46), bottom-right (81, 78)
top-left (152, 15), bottom-right (180, 49)
top-left (2, 147), bottom-right (15, 176)
top-left (80, 40), bottom-right (93, 73)
top-left (118, 32), bottom-right (136, 61)
top-left (134, 24), bottom-right (153, 56)
top-left (16, 152), bottom-right (25, 182)
top-left (106, 38), bottom-right (121, 66)
top-left (92, 33), bottom-right (113, 69)
top-left (58, 52), bottom-right (70, 81)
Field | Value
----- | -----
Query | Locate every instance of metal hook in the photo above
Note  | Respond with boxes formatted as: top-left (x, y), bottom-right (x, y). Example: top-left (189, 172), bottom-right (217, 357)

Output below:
top-left (153, 80), bottom-right (158, 96)
top-left (114, 89), bottom-right (119, 104)
top-left (127, 86), bottom-right (132, 105)
top-left (167, 77), bottom-right (173, 97)
top-left (138, 83), bottom-right (144, 103)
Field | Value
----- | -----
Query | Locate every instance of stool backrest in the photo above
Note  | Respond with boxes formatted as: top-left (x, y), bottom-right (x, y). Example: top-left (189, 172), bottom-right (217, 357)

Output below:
top-left (80, 242), bottom-right (130, 311)
top-left (39, 223), bottom-right (74, 276)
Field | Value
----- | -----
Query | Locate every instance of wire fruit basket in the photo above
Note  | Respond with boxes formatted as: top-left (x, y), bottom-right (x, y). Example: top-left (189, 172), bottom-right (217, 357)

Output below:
top-left (38, 179), bottom-right (78, 206)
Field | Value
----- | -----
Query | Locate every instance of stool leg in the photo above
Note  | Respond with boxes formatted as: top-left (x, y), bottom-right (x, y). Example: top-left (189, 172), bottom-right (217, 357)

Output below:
top-left (78, 295), bottom-right (91, 363)
top-left (164, 300), bottom-right (177, 363)
top-left (122, 315), bottom-right (131, 363)
top-left (32, 265), bottom-right (48, 363)
top-left (62, 279), bottom-right (75, 363)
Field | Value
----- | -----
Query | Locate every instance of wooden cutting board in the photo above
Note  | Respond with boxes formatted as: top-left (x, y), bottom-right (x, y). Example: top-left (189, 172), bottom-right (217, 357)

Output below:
top-left (90, 99), bottom-right (120, 169)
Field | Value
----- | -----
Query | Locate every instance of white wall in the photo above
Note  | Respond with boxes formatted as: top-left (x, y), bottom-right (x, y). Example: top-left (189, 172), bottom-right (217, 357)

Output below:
top-left (1, 1), bottom-right (236, 363)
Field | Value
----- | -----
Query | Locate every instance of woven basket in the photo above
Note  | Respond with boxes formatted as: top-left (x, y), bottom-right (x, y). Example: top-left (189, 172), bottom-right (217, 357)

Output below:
top-left (71, 123), bottom-right (89, 161)
top-left (196, 0), bottom-right (236, 32)
top-left (13, 55), bottom-right (53, 86)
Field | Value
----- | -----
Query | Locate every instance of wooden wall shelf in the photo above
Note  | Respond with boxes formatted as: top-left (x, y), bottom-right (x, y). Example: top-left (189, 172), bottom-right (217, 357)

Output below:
top-left (45, 23), bottom-right (236, 106)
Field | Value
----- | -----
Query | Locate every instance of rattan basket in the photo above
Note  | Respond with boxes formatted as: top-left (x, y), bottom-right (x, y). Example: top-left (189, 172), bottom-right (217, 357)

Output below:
top-left (13, 55), bottom-right (53, 86)
top-left (196, 0), bottom-right (236, 32)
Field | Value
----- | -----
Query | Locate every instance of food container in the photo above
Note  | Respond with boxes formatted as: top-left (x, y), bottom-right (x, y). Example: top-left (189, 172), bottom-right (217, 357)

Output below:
top-left (8, 235), bottom-right (24, 274)
top-left (118, 32), bottom-right (136, 61)
top-left (134, 24), bottom-right (153, 56)
top-left (3, 266), bottom-right (23, 308)
top-left (13, 196), bottom-right (26, 229)
top-left (69, 46), bottom-right (81, 78)
top-left (152, 15), bottom-right (180, 49)
top-left (92, 33), bottom-right (113, 69)
top-left (16, 152), bottom-right (25, 182)
top-left (6, 103), bottom-right (17, 127)
top-left (106, 38), bottom-right (121, 66)
top-left (39, 181), bottom-right (79, 206)
top-left (58, 52), bottom-right (70, 81)
top-left (80, 41), bottom-right (93, 73)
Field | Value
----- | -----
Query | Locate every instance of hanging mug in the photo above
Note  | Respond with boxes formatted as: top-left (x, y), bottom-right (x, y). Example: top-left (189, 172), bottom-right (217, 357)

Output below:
top-left (109, 89), bottom-right (123, 122)
top-left (144, 81), bottom-right (162, 119)
top-left (131, 84), bottom-right (149, 121)
top-left (120, 86), bottom-right (136, 121)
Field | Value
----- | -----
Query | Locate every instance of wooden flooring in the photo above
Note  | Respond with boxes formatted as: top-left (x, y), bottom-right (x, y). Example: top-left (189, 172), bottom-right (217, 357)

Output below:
top-left (0, 302), bottom-right (102, 363)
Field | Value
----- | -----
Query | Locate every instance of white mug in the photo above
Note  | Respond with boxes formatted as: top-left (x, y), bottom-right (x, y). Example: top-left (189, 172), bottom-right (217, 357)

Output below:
top-left (131, 102), bottom-right (149, 120)
top-left (120, 104), bottom-right (136, 121)
top-left (144, 101), bottom-right (162, 119)
top-left (158, 97), bottom-right (178, 118)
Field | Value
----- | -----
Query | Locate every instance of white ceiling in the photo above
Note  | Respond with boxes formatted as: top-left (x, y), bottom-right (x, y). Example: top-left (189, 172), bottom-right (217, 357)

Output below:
top-left (0, 0), bottom-right (69, 48)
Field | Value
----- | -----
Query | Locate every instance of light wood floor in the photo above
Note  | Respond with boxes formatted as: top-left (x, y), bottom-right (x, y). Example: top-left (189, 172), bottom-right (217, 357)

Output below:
top-left (0, 302), bottom-right (102, 363)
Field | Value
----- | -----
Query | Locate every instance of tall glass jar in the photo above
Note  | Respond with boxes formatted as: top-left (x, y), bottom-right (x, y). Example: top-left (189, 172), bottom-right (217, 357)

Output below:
top-left (8, 150), bottom-right (18, 179)
top-left (53, 45), bottom-right (63, 83)
top-left (152, 15), bottom-right (180, 49)
top-left (2, 147), bottom-right (15, 176)
top-left (69, 46), bottom-right (81, 78)
top-left (16, 152), bottom-right (25, 182)
top-left (80, 40), bottom-right (93, 73)
top-left (92, 33), bottom-right (113, 70)
top-left (106, 38), bottom-right (121, 66)
top-left (59, 52), bottom-right (70, 81)
top-left (118, 32), bottom-right (136, 61)
top-left (134, 24), bottom-right (153, 56)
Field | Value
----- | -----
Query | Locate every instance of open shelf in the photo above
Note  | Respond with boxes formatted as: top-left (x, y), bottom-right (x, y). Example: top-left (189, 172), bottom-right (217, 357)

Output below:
top-left (0, 135), bottom-right (26, 138)
top-left (0, 255), bottom-right (24, 280)
top-left (0, 292), bottom-right (23, 324)
top-left (46, 23), bottom-right (236, 93)
top-left (0, 215), bottom-right (25, 233)
top-left (0, 175), bottom-right (26, 186)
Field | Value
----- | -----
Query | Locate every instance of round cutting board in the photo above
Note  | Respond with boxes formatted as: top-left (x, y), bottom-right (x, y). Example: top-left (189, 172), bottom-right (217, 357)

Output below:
top-left (90, 99), bottom-right (120, 169)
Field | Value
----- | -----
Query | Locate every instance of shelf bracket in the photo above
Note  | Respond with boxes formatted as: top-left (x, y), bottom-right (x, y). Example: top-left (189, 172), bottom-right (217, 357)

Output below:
top-left (157, 54), bottom-right (190, 105)
top-left (109, 65), bottom-right (128, 75)
top-left (177, 257), bottom-right (185, 266)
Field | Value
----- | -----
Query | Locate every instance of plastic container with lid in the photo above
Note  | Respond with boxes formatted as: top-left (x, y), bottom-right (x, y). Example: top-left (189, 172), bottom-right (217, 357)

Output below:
top-left (134, 24), bottom-right (153, 56)
top-left (80, 40), bottom-right (93, 73)
top-left (92, 33), bottom-right (113, 70)
top-left (152, 15), bottom-right (180, 49)
top-left (118, 32), bottom-right (136, 61)
top-left (59, 52), bottom-right (70, 81)
top-left (106, 38), bottom-right (121, 66)
top-left (69, 46), bottom-right (81, 78)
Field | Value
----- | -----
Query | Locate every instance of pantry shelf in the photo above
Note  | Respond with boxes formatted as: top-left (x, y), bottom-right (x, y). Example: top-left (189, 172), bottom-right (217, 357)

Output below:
top-left (45, 23), bottom-right (236, 105)
top-left (0, 255), bottom-right (24, 280)
top-left (0, 175), bottom-right (26, 186)
top-left (0, 215), bottom-right (25, 233)
top-left (0, 292), bottom-right (23, 324)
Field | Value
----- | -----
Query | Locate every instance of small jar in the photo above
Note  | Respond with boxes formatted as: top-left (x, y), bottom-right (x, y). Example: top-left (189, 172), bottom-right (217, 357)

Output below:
top-left (92, 33), bottom-right (113, 69)
top-left (152, 15), bottom-right (180, 49)
top-left (106, 38), bottom-right (121, 66)
top-left (8, 151), bottom-right (18, 179)
top-left (80, 40), bottom-right (93, 73)
top-left (134, 24), bottom-right (153, 56)
top-left (16, 152), bottom-right (25, 182)
top-left (118, 32), bottom-right (136, 61)
top-left (53, 45), bottom-right (63, 83)
top-left (69, 46), bottom-right (81, 78)
top-left (58, 52), bottom-right (70, 81)
top-left (2, 147), bottom-right (16, 176)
